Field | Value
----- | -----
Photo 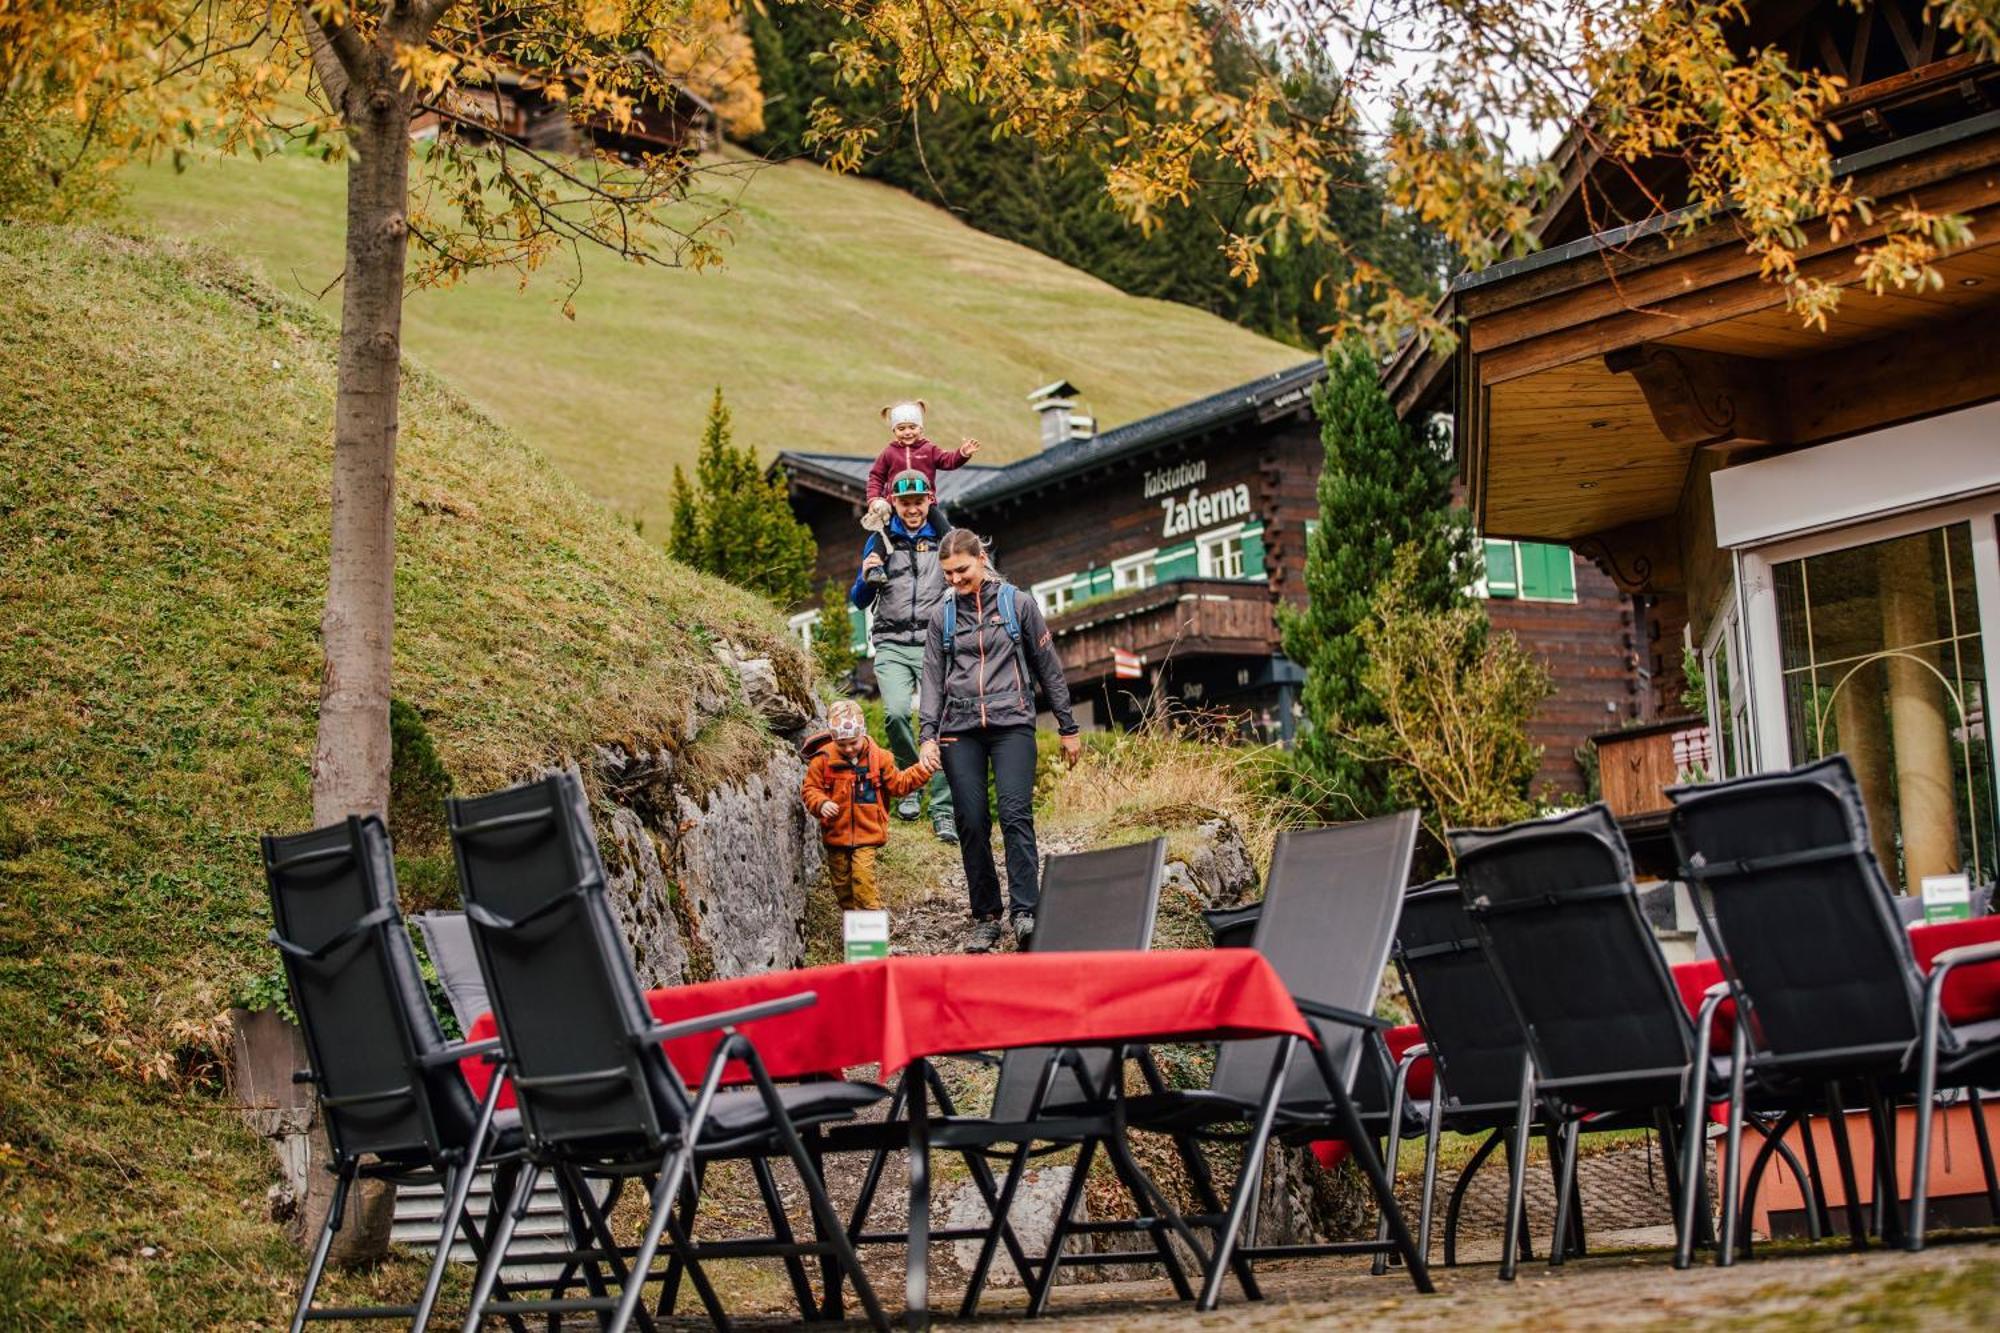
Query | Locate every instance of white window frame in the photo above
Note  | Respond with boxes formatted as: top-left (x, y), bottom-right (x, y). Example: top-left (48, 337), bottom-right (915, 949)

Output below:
top-left (1699, 589), bottom-right (1754, 779)
top-left (788, 608), bottom-right (818, 654)
top-left (1196, 521), bottom-right (1248, 579)
top-left (1112, 547), bottom-right (1160, 592)
top-left (1031, 574), bottom-right (1077, 618)
top-left (1735, 493), bottom-right (2000, 800)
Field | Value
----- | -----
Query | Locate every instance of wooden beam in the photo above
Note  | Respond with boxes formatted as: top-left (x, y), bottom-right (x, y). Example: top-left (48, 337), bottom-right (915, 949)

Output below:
top-left (1478, 199), bottom-right (2000, 385)
top-left (1783, 306), bottom-right (2000, 441)
top-left (1570, 518), bottom-right (1684, 596)
top-left (1603, 345), bottom-right (1781, 449)
top-left (1457, 125), bottom-right (2000, 325)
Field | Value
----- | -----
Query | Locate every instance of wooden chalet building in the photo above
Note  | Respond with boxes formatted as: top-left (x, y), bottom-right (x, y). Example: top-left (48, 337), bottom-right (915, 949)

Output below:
top-left (1388, 0), bottom-right (2000, 881)
top-left (409, 61), bottom-right (717, 159)
top-left (780, 365), bottom-right (1643, 795)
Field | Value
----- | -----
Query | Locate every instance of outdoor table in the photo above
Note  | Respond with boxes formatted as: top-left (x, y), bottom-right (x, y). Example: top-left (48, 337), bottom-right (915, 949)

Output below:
top-left (1669, 913), bottom-right (2000, 1051)
top-left (460, 949), bottom-right (1311, 1328)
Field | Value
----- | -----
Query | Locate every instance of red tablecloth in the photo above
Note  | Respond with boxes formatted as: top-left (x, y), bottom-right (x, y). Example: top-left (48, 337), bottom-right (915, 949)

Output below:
top-left (1670, 914), bottom-right (2000, 1054)
top-left (460, 948), bottom-right (1313, 1110)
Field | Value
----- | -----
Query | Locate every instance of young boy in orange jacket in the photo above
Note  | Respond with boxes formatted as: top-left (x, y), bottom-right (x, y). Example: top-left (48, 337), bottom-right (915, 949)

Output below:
top-left (801, 700), bottom-right (938, 911)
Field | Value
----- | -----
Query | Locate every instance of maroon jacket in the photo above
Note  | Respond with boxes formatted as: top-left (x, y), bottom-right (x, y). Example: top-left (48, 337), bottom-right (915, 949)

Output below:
top-left (866, 437), bottom-right (973, 501)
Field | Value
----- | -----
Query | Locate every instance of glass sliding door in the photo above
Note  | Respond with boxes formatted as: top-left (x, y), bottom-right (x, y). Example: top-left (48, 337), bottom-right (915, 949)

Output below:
top-left (1765, 520), bottom-right (1994, 891)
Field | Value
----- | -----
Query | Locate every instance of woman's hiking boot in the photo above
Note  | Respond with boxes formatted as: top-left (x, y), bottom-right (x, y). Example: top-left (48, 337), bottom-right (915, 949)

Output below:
top-left (965, 917), bottom-right (1004, 953)
top-left (1010, 912), bottom-right (1035, 948)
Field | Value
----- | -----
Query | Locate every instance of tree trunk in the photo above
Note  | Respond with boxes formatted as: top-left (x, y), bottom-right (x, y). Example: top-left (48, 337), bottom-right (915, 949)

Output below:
top-left (311, 74), bottom-right (414, 828)
top-left (304, 58), bottom-right (416, 1265)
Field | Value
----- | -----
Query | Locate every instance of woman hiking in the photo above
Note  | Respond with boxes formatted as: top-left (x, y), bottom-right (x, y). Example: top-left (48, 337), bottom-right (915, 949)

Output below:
top-left (917, 528), bottom-right (1082, 952)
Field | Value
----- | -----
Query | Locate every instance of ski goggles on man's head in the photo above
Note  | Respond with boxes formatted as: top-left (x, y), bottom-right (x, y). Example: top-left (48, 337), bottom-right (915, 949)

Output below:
top-left (891, 475), bottom-right (932, 496)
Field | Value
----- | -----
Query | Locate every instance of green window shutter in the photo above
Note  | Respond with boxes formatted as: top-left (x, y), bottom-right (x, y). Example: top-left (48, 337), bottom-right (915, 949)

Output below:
top-left (1519, 542), bottom-right (1575, 600)
top-left (1484, 539), bottom-right (1519, 598)
top-left (1241, 523), bottom-right (1266, 579)
top-left (1087, 567), bottom-right (1114, 595)
top-left (1156, 541), bottom-right (1199, 583)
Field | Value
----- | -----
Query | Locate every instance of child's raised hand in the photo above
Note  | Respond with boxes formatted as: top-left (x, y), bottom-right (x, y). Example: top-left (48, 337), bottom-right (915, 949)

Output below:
top-left (818, 800), bottom-right (839, 819)
top-left (959, 437), bottom-right (981, 457)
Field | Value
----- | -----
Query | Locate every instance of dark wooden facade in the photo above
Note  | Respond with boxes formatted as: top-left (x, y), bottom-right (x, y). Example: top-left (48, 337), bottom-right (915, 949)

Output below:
top-left (783, 358), bottom-right (1646, 793)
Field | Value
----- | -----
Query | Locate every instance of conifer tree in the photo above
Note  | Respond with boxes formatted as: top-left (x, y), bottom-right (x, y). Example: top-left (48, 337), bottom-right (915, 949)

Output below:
top-left (810, 579), bottom-right (859, 685)
top-left (1279, 340), bottom-right (1477, 816)
top-left (666, 387), bottom-right (816, 608)
top-left (666, 466), bottom-right (699, 567)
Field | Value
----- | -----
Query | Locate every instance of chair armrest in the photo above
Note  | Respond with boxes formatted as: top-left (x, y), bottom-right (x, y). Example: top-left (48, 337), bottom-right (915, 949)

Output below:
top-left (292, 1069), bottom-right (316, 1085)
top-left (1293, 996), bottom-right (1390, 1030)
top-left (1928, 940), bottom-right (2000, 974)
top-left (1395, 1042), bottom-right (1431, 1071)
top-left (640, 991), bottom-right (817, 1047)
top-left (419, 1037), bottom-right (503, 1068)
top-left (1704, 980), bottom-right (1731, 999)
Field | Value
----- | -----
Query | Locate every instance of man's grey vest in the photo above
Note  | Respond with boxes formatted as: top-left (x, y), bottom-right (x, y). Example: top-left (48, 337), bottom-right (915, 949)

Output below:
top-left (872, 519), bottom-right (948, 647)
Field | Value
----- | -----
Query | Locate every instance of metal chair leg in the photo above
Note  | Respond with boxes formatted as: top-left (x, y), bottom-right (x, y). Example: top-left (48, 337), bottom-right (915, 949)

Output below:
top-left (1549, 1122), bottom-right (1580, 1268)
top-left (1968, 1088), bottom-right (2000, 1221)
top-left (958, 1141), bottom-right (1033, 1318)
top-left (1823, 1083), bottom-right (1868, 1250)
top-left (1717, 1016), bottom-right (1750, 1268)
top-left (1444, 1128), bottom-right (1504, 1267)
top-left (1195, 1037), bottom-right (1294, 1312)
top-left (1417, 1076), bottom-right (1443, 1269)
top-left (460, 1162), bottom-right (538, 1333)
top-left (1498, 1054), bottom-right (1536, 1283)
top-left (1027, 1138), bottom-right (1099, 1317)
top-left (291, 1165), bottom-right (352, 1333)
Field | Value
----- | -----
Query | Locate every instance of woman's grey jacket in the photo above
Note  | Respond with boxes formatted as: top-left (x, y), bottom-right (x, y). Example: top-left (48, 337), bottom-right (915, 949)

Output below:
top-left (918, 581), bottom-right (1079, 741)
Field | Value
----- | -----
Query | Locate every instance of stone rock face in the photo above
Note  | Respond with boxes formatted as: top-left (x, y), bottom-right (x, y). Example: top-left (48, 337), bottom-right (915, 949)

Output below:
top-left (711, 639), bottom-right (817, 735)
top-left (672, 749), bottom-right (821, 977)
top-left (1162, 816), bottom-right (1259, 907)
top-left (939, 1165), bottom-right (1088, 1288)
top-left (603, 801), bottom-right (689, 988)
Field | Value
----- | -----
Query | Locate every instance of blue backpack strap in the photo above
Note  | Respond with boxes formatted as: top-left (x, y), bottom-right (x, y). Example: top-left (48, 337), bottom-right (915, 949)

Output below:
top-left (942, 584), bottom-right (1022, 655)
top-left (998, 583), bottom-right (1022, 643)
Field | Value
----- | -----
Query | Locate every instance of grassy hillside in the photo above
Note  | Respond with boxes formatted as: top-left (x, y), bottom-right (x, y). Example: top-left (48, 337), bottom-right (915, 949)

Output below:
top-left (0, 224), bottom-right (806, 1325)
top-left (123, 147), bottom-right (1304, 534)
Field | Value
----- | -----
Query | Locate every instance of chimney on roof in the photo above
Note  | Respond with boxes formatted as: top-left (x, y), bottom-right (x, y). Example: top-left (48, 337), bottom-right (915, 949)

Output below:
top-left (1027, 380), bottom-right (1093, 450)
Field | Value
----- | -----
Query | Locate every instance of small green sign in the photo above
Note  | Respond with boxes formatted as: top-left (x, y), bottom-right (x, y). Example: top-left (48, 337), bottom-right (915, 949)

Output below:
top-left (1921, 873), bottom-right (1972, 925)
top-left (844, 910), bottom-right (890, 963)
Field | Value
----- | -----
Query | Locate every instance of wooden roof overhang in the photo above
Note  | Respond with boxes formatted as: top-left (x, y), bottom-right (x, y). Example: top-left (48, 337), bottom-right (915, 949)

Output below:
top-left (1454, 108), bottom-right (2000, 596)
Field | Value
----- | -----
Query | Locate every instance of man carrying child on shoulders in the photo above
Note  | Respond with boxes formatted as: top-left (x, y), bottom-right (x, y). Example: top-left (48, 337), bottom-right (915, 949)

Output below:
top-left (851, 469), bottom-right (957, 842)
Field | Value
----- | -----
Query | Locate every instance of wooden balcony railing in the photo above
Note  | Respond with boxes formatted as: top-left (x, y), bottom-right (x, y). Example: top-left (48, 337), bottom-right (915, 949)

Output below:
top-left (1048, 578), bottom-right (1277, 679)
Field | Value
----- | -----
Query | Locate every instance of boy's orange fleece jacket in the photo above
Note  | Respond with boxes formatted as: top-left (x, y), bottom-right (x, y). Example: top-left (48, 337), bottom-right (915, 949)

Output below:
top-left (801, 734), bottom-right (933, 848)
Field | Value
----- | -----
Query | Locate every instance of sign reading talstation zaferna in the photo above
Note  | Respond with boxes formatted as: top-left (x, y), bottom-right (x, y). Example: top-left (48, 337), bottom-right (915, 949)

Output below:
top-left (1146, 459), bottom-right (1252, 539)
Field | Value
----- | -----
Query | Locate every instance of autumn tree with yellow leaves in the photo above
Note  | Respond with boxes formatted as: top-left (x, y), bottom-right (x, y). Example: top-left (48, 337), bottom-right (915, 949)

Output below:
top-left (3, 0), bottom-right (1994, 837)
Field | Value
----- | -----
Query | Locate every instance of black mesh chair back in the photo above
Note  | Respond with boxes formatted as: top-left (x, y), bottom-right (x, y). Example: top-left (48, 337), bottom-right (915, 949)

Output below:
top-left (1394, 879), bottom-right (1530, 1120)
top-left (1666, 755), bottom-right (1924, 1070)
top-left (263, 817), bottom-right (481, 1162)
top-left (1449, 805), bottom-right (1692, 1111)
top-left (414, 909), bottom-right (491, 1034)
top-left (990, 839), bottom-right (1168, 1119)
top-left (1211, 811), bottom-right (1421, 1108)
top-left (449, 772), bottom-right (684, 1152)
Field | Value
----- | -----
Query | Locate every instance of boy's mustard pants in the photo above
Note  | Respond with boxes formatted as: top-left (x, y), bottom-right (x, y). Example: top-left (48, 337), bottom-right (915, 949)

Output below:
top-left (825, 845), bottom-right (882, 911)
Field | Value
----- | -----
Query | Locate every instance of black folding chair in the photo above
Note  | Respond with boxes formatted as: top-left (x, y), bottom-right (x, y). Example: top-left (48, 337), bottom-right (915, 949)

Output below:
top-left (1449, 804), bottom-right (1723, 1281)
top-left (824, 838), bottom-right (1179, 1319)
top-left (1112, 811), bottom-right (1434, 1310)
top-left (448, 773), bottom-right (890, 1333)
top-left (1668, 755), bottom-right (2000, 1259)
top-left (1202, 897), bottom-right (1437, 1276)
top-left (263, 817), bottom-right (521, 1333)
top-left (1394, 878), bottom-right (1601, 1268)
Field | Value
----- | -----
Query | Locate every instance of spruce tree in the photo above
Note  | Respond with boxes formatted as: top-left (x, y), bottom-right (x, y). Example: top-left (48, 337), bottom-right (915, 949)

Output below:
top-left (1278, 340), bottom-right (1478, 816)
top-left (666, 465), bottom-right (699, 566)
top-left (665, 387), bottom-right (816, 608)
